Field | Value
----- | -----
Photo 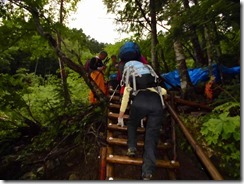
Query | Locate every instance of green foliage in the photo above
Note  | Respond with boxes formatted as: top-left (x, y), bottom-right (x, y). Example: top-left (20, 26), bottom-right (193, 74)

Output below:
top-left (104, 41), bottom-right (124, 58)
top-left (0, 0), bottom-right (240, 179)
top-left (201, 103), bottom-right (240, 143)
top-left (0, 70), bottom-right (90, 137)
top-left (200, 101), bottom-right (240, 178)
top-left (201, 79), bottom-right (240, 179)
top-left (67, 72), bottom-right (89, 104)
top-left (179, 79), bottom-right (240, 179)
top-left (185, 59), bottom-right (195, 69)
top-left (0, 68), bottom-right (108, 179)
top-left (211, 79), bottom-right (240, 106)
top-left (0, 70), bottom-right (40, 121)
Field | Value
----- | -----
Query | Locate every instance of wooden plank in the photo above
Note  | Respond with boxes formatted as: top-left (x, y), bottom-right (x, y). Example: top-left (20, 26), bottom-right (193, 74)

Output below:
top-left (106, 163), bottom-right (113, 179)
top-left (109, 103), bottom-right (121, 109)
top-left (108, 95), bottom-right (121, 102)
top-left (107, 123), bottom-right (145, 133)
top-left (108, 88), bottom-right (120, 94)
top-left (107, 137), bottom-right (172, 149)
top-left (106, 177), bottom-right (135, 180)
top-left (107, 122), bottom-right (164, 134)
top-left (108, 112), bottom-right (147, 125)
top-left (108, 103), bottom-right (130, 111)
top-left (106, 146), bottom-right (114, 178)
top-left (108, 112), bottom-right (129, 120)
top-left (163, 155), bottom-right (177, 180)
top-left (99, 147), bottom-right (107, 180)
top-left (106, 155), bottom-right (180, 168)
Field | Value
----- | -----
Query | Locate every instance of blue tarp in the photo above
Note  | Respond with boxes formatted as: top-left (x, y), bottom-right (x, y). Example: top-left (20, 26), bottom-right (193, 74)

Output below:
top-left (161, 64), bottom-right (240, 89)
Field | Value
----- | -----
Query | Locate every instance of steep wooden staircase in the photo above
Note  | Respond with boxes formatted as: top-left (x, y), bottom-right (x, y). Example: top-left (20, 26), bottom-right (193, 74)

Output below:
top-left (99, 87), bottom-right (180, 180)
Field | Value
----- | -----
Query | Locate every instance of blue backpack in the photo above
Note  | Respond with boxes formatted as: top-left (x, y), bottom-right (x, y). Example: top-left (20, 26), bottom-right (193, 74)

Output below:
top-left (119, 41), bottom-right (141, 62)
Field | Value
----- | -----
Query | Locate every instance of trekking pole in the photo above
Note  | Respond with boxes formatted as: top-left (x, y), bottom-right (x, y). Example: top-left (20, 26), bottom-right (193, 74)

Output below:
top-left (109, 84), bottom-right (119, 102)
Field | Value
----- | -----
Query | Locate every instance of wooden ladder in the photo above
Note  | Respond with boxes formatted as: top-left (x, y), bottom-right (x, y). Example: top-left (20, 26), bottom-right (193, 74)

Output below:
top-left (99, 88), bottom-right (180, 180)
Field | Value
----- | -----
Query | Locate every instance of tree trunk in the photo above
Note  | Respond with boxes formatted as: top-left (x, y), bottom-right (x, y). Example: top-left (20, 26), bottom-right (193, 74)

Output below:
top-left (204, 23), bottom-right (223, 83)
top-left (190, 28), bottom-right (207, 66)
top-left (29, 7), bottom-right (108, 105)
top-left (204, 25), bottom-right (214, 76)
top-left (169, 0), bottom-right (194, 99)
top-left (211, 20), bottom-right (222, 59)
top-left (173, 40), bottom-right (193, 99)
top-left (149, 0), bottom-right (160, 73)
top-left (158, 47), bottom-right (169, 72)
top-left (199, 26), bottom-right (208, 65)
top-left (58, 0), bottom-right (71, 107)
top-left (183, 0), bottom-right (207, 66)
top-left (211, 20), bottom-right (224, 83)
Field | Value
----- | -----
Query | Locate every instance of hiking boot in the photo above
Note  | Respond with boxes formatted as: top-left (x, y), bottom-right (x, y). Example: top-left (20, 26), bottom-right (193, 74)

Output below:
top-left (126, 148), bottom-right (136, 157)
top-left (142, 173), bottom-right (152, 180)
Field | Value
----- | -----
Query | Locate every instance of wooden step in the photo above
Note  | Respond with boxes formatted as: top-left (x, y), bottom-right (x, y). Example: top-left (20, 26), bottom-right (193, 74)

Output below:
top-left (108, 112), bottom-right (147, 123)
top-left (109, 103), bottom-right (121, 109)
top-left (108, 103), bottom-right (130, 113)
top-left (107, 137), bottom-right (172, 149)
top-left (106, 155), bottom-right (180, 169)
top-left (108, 88), bottom-right (120, 94)
top-left (107, 122), bottom-right (164, 134)
top-left (109, 103), bottom-right (130, 110)
top-left (107, 123), bottom-right (145, 133)
top-left (108, 95), bottom-right (121, 102)
top-left (105, 177), bottom-right (131, 180)
top-left (108, 112), bottom-right (129, 120)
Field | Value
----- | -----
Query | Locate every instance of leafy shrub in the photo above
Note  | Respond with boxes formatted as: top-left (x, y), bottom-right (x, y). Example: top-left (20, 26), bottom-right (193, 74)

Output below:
top-left (200, 81), bottom-right (240, 179)
top-left (0, 70), bottom-right (91, 152)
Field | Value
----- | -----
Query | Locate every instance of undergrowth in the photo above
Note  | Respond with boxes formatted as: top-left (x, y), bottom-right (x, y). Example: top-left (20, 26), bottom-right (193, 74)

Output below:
top-left (180, 79), bottom-right (240, 179)
top-left (0, 70), bottom-right (107, 179)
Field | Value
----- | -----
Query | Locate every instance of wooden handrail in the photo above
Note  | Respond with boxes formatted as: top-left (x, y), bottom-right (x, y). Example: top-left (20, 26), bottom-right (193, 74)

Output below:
top-left (165, 101), bottom-right (224, 180)
top-left (165, 95), bottom-right (213, 111)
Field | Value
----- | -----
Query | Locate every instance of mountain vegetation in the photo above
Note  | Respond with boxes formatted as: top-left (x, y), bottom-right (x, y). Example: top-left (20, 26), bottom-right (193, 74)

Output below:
top-left (0, 0), bottom-right (240, 180)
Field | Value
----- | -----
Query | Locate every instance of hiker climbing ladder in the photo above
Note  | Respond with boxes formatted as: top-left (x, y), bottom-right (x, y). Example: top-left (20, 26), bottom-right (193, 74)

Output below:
top-left (99, 87), bottom-right (180, 180)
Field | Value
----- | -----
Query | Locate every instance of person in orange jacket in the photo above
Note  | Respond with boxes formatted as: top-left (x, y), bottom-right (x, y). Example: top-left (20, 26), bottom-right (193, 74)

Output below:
top-left (88, 51), bottom-right (108, 104)
top-left (204, 76), bottom-right (215, 101)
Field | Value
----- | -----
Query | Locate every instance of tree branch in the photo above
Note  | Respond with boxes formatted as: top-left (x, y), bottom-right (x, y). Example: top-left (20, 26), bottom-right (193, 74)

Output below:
top-left (9, 1), bottom-right (108, 104)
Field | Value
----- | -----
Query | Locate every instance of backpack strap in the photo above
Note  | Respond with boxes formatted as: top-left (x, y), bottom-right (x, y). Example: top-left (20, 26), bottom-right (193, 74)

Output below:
top-left (144, 65), bottom-right (165, 108)
top-left (156, 86), bottom-right (166, 109)
top-left (131, 66), bottom-right (137, 92)
top-left (145, 64), bottom-right (159, 82)
top-left (120, 65), bottom-right (130, 87)
top-left (121, 63), bottom-right (155, 87)
top-left (120, 65), bottom-right (139, 93)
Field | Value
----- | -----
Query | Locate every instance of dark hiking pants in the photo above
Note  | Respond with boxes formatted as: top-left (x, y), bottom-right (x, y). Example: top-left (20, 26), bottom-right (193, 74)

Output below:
top-left (127, 90), bottom-right (165, 176)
